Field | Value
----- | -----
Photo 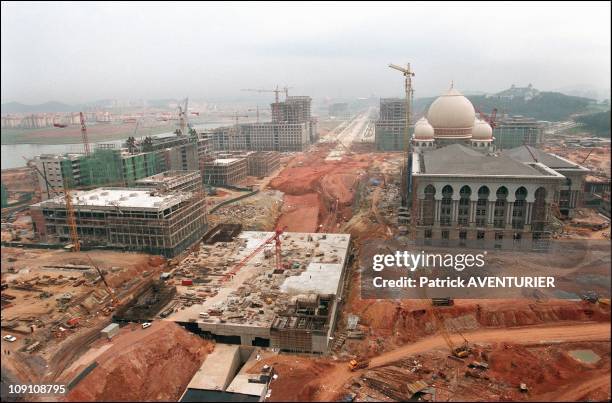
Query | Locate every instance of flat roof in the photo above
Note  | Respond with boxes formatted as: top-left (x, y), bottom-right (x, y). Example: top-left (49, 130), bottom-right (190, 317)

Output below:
top-left (136, 170), bottom-right (200, 184)
top-left (280, 263), bottom-right (343, 295)
top-left (165, 231), bottom-right (351, 327)
top-left (225, 349), bottom-right (267, 397)
top-left (187, 344), bottom-right (240, 391)
top-left (32, 187), bottom-right (192, 210)
top-left (210, 158), bottom-right (243, 165)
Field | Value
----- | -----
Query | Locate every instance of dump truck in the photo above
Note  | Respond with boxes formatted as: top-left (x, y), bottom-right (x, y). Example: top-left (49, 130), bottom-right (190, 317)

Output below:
top-left (348, 357), bottom-right (370, 371)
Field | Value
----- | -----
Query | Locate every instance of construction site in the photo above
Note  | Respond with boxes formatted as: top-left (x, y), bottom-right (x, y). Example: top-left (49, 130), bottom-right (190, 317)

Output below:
top-left (1, 75), bottom-right (611, 403)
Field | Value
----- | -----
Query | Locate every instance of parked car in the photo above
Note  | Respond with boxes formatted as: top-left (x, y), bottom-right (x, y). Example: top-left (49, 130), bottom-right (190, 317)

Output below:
top-left (142, 322), bottom-right (152, 329)
top-left (3, 335), bottom-right (17, 342)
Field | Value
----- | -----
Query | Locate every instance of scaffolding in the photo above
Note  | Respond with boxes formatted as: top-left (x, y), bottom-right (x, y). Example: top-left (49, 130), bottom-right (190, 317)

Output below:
top-left (78, 149), bottom-right (159, 187)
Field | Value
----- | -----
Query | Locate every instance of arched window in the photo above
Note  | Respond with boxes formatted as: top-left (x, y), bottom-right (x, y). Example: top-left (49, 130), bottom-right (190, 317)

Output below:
top-left (476, 186), bottom-right (490, 227)
top-left (440, 185), bottom-right (453, 227)
top-left (458, 186), bottom-right (471, 226)
top-left (422, 185), bottom-right (436, 226)
top-left (512, 187), bottom-right (528, 229)
top-left (494, 186), bottom-right (508, 228)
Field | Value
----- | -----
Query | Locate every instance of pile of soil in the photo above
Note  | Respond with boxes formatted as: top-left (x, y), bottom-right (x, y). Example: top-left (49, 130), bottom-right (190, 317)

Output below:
top-left (66, 322), bottom-right (212, 402)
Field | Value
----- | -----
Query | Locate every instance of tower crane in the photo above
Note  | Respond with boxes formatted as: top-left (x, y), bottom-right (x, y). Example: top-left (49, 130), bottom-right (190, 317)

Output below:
top-left (475, 107), bottom-right (498, 129)
top-left (177, 97), bottom-right (189, 135)
top-left (388, 62), bottom-right (415, 207)
top-left (241, 85), bottom-right (285, 103)
top-left (27, 158), bottom-right (80, 251)
top-left (220, 112), bottom-right (249, 125)
top-left (80, 112), bottom-right (90, 155)
top-left (247, 106), bottom-right (261, 123)
top-left (223, 227), bottom-right (286, 282)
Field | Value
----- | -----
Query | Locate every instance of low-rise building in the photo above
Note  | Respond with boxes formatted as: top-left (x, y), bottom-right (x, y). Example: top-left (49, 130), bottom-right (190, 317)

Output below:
top-left (30, 187), bottom-right (207, 257)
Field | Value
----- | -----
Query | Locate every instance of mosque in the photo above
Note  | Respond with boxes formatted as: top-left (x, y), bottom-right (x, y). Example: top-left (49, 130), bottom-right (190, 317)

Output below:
top-left (408, 86), bottom-right (588, 249)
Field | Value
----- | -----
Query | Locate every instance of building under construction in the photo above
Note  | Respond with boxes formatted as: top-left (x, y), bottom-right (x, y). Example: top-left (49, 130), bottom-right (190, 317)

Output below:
top-left (32, 134), bottom-right (211, 200)
top-left (215, 151), bottom-right (281, 177)
top-left (135, 170), bottom-right (203, 193)
top-left (375, 98), bottom-right (408, 151)
top-left (203, 95), bottom-right (317, 152)
top-left (167, 231), bottom-right (351, 354)
top-left (493, 115), bottom-right (544, 150)
top-left (203, 158), bottom-right (248, 186)
top-left (30, 186), bottom-right (207, 257)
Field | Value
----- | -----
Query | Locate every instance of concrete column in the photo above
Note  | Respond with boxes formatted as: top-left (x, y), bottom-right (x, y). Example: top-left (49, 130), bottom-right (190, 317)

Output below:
top-left (525, 202), bottom-right (533, 225)
top-left (451, 199), bottom-right (459, 225)
top-left (434, 199), bottom-right (441, 225)
top-left (487, 201), bottom-right (495, 225)
top-left (506, 202), bottom-right (514, 229)
top-left (470, 201), bottom-right (477, 225)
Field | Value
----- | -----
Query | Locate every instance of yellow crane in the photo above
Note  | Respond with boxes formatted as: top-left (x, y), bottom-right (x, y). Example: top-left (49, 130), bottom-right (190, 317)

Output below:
top-left (28, 159), bottom-right (80, 252)
top-left (419, 276), bottom-right (469, 358)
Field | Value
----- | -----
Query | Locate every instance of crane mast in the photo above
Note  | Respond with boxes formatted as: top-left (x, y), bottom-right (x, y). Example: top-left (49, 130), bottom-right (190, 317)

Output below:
top-left (388, 63), bottom-right (414, 207)
top-left (27, 158), bottom-right (80, 252)
top-left (80, 112), bottom-right (90, 155)
top-left (224, 228), bottom-right (286, 282)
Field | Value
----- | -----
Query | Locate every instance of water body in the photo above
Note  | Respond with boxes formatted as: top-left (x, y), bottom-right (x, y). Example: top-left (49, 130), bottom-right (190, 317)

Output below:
top-left (1, 123), bottom-right (222, 170)
top-left (568, 349), bottom-right (601, 364)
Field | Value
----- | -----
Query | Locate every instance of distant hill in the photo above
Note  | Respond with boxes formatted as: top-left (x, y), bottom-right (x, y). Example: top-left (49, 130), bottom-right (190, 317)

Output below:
top-left (1, 101), bottom-right (76, 114)
top-left (553, 84), bottom-right (611, 102)
top-left (575, 110), bottom-right (611, 137)
top-left (414, 88), bottom-right (597, 122)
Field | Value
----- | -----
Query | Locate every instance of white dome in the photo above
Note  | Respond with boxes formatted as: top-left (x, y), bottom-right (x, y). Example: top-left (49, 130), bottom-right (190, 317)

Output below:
top-left (426, 88), bottom-right (476, 137)
top-left (414, 117), bottom-right (434, 139)
top-left (472, 119), bottom-right (493, 140)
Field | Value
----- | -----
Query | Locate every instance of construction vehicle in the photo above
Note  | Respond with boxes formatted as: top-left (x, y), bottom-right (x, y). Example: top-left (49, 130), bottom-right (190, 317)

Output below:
top-left (348, 357), bottom-right (370, 371)
top-left (86, 254), bottom-right (119, 306)
top-left (423, 287), bottom-right (469, 358)
top-left (431, 297), bottom-right (454, 306)
top-left (581, 291), bottom-right (600, 303)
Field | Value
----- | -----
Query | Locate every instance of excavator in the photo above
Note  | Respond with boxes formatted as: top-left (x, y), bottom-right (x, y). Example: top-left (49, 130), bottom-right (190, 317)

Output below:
top-left (86, 254), bottom-right (120, 310)
top-left (348, 357), bottom-right (370, 371)
top-left (431, 305), bottom-right (469, 358)
top-left (422, 282), bottom-right (469, 358)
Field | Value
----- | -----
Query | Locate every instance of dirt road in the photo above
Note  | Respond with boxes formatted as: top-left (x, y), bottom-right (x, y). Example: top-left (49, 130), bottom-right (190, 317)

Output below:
top-left (530, 373), bottom-right (610, 401)
top-left (315, 322), bottom-right (611, 401)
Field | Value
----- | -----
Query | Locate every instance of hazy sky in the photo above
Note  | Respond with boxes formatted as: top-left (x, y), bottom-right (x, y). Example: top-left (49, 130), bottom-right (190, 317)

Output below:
top-left (1, 1), bottom-right (610, 104)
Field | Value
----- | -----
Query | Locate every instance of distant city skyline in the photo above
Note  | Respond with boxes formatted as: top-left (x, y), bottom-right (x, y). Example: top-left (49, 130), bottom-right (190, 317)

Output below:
top-left (2, 1), bottom-right (610, 104)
